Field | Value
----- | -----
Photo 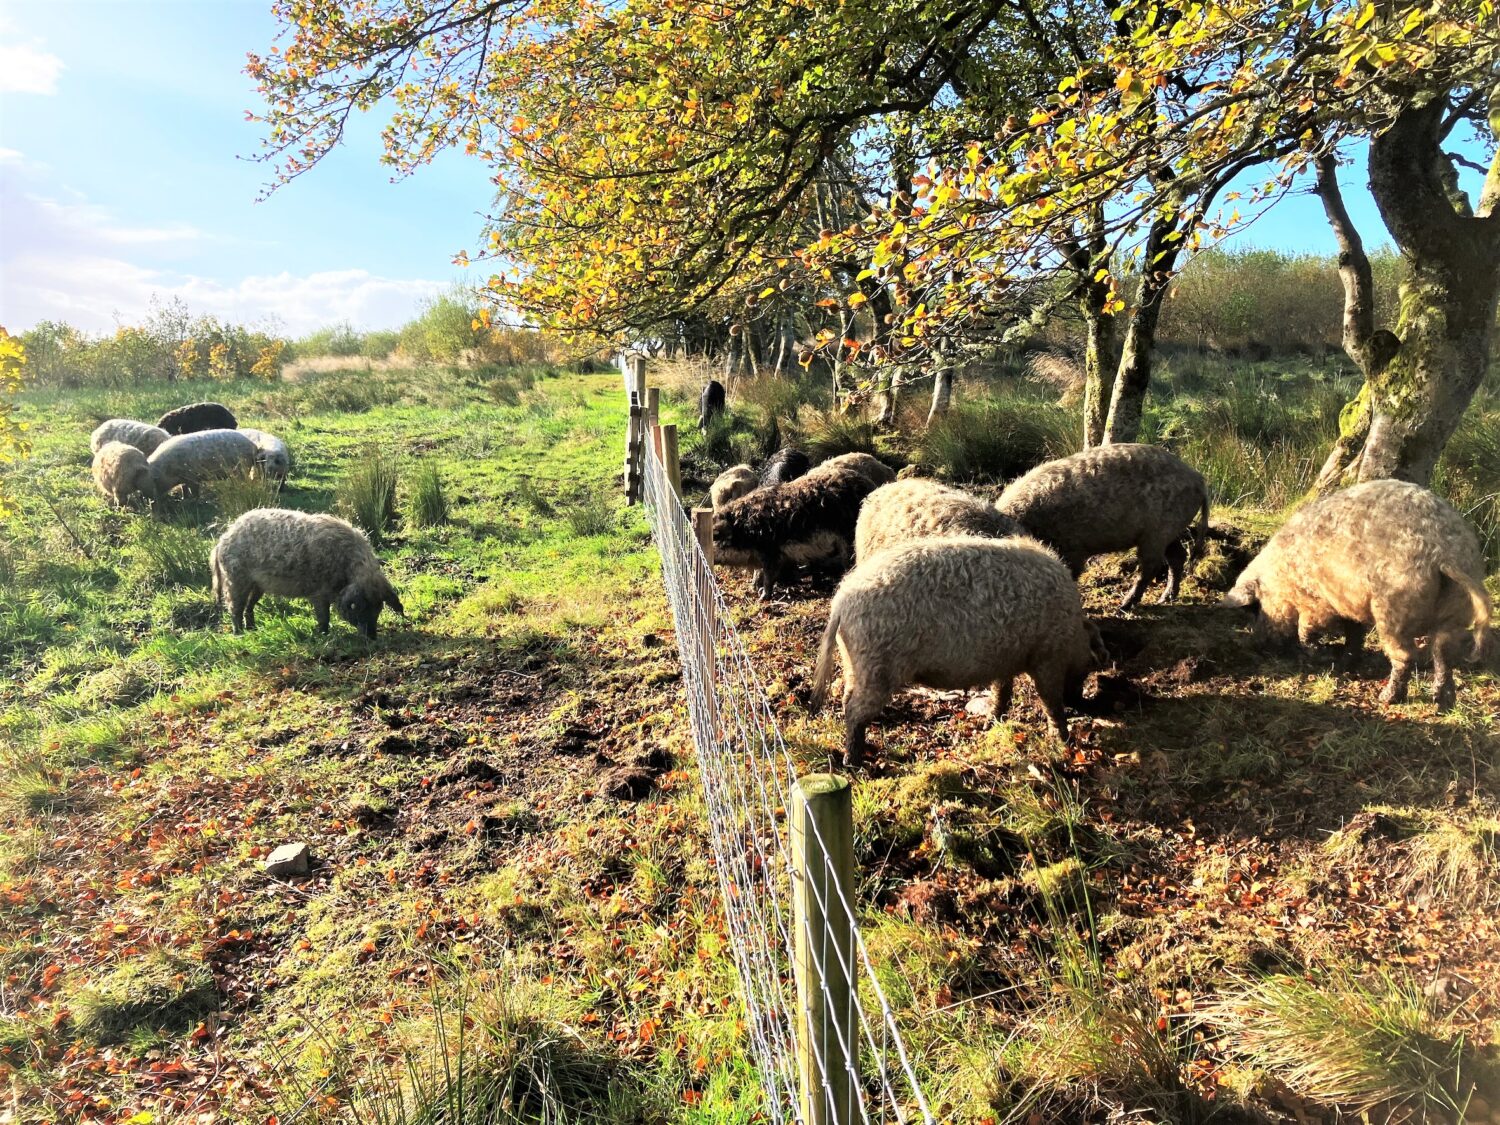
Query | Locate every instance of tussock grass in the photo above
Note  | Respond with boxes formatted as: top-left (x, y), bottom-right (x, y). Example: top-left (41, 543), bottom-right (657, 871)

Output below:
top-left (209, 473), bottom-right (282, 521)
top-left (1326, 805), bottom-right (1500, 907)
top-left (123, 520), bottom-right (210, 590)
top-left (406, 462), bottom-right (451, 528)
top-left (337, 448), bottom-right (400, 547)
top-left (1205, 969), bottom-right (1490, 1117)
top-left (804, 412), bottom-right (881, 461)
top-left (563, 488), bottom-right (616, 538)
top-left (918, 399), bottom-right (1077, 482)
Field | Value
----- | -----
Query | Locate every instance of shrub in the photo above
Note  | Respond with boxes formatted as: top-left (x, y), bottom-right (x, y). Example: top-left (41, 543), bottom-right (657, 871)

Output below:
top-left (407, 462), bottom-right (450, 528)
top-left (336, 448), bottom-right (400, 547)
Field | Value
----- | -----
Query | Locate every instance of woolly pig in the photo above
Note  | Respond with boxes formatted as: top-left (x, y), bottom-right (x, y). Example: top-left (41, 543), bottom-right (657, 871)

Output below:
top-left (759, 447), bottom-right (812, 489)
top-left (710, 464), bottom-right (758, 510)
top-left (91, 441), bottom-right (156, 506)
top-left (812, 536), bottom-right (1099, 762)
top-left (712, 467), bottom-right (881, 597)
top-left (997, 443), bottom-right (1209, 608)
top-left (855, 478), bottom-right (1026, 564)
top-left (809, 451), bottom-right (897, 489)
top-left (239, 427), bottom-right (291, 482)
top-left (90, 419), bottom-right (169, 457)
top-left (1223, 480), bottom-right (1491, 711)
top-left (210, 508), bottom-right (404, 638)
top-left (156, 401), bottom-right (238, 435)
top-left (699, 379), bottom-right (726, 432)
top-left (147, 429), bottom-right (258, 496)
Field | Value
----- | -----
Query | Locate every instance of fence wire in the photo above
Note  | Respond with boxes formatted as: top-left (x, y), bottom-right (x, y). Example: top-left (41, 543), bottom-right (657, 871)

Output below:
top-left (637, 416), bottom-right (936, 1125)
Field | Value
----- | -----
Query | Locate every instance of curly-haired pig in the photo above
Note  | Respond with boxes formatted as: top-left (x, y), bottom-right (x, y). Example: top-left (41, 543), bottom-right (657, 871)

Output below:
top-left (1224, 479), bottom-right (1491, 711)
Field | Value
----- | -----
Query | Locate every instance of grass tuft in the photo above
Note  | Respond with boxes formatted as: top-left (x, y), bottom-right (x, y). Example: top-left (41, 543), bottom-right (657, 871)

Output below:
top-left (406, 462), bottom-right (451, 528)
top-left (209, 474), bottom-right (283, 522)
top-left (336, 447), bottom-right (400, 547)
top-left (1205, 969), bottom-right (1490, 1117)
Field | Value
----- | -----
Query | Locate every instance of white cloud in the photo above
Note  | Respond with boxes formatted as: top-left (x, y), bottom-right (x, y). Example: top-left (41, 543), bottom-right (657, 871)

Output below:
top-left (0, 41), bottom-right (63, 96)
top-left (2, 256), bottom-right (449, 337)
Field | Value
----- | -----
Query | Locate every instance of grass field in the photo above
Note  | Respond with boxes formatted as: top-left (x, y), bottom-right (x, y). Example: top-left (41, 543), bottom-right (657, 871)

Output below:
top-left (3, 360), bottom-right (1499, 1124)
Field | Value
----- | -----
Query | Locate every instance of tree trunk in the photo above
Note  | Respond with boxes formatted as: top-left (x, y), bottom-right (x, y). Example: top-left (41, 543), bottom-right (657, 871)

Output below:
top-left (724, 331), bottom-right (743, 382)
top-left (1081, 304), bottom-right (1118, 448)
top-left (1103, 201), bottom-right (1182, 444)
top-left (926, 364), bottom-right (954, 428)
top-left (1319, 101), bottom-right (1500, 487)
top-left (875, 367), bottom-right (902, 426)
top-left (1356, 264), bottom-right (1499, 484)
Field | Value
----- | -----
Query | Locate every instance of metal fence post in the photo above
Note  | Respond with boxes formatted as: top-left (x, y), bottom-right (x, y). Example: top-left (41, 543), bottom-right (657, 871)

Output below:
top-left (793, 774), bottom-right (857, 1125)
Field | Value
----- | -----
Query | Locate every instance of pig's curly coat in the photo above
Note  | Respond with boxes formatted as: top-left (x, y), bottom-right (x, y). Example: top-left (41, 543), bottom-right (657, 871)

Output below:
top-left (712, 467), bottom-right (880, 596)
top-left (156, 402), bottom-right (239, 435)
top-left (210, 508), bottom-right (404, 638)
top-left (91, 442), bottom-right (155, 507)
top-left (808, 451), bottom-right (897, 489)
top-left (1224, 479), bottom-right (1491, 711)
top-left (812, 535), bottom-right (1097, 762)
top-left (239, 427), bottom-right (291, 482)
top-left (855, 478), bottom-right (1026, 564)
top-left (90, 419), bottom-right (169, 457)
top-left (997, 442), bottom-right (1209, 608)
top-left (709, 464), bottom-right (758, 510)
top-left (147, 430), bottom-right (258, 496)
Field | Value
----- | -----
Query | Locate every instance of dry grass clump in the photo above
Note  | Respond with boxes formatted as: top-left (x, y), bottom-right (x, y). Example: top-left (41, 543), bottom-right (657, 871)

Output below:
top-left (1204, 969), bottom-right (1493, 1119)
top-left (1325, 805), bottom-right (1500, 908)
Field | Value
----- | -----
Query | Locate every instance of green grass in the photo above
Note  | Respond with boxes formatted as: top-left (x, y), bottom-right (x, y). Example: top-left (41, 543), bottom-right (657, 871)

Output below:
top-left (4, 356), bottom-right (1498, 1125)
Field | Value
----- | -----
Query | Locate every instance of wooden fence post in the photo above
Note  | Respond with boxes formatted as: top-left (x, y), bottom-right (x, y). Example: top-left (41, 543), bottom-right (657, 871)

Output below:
top-left (647, 386), bottom-right (661, 430)
top-left (661, 424), bottom-right (682, 501)
top-left (692, 506), bottom-right (717, 737)
top-left (793, 774), bottom-right (858, 1125)
top-left (629, 354), bottom-right (647, 407)
top-left (625, 399), bottom-right (642, 504)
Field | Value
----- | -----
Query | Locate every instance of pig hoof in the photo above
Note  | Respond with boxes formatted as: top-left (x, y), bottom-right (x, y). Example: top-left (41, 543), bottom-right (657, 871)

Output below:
top-left (1378, 681), bottom-right (1407, 705)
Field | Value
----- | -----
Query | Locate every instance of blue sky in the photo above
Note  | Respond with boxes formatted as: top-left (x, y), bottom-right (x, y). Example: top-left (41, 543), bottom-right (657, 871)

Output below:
top-left (0, 0), bottom-right (1453, 337)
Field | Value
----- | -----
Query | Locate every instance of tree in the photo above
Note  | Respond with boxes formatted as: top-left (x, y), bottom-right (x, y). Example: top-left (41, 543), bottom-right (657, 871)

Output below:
top-left (252, 0), bottom-right (1498, 477)
top-left (0, 327), bottom-right (31, 519)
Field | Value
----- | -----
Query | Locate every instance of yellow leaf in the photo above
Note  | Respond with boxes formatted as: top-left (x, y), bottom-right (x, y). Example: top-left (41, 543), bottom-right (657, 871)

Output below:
top-left (847, 293), bottom-right (868, 307)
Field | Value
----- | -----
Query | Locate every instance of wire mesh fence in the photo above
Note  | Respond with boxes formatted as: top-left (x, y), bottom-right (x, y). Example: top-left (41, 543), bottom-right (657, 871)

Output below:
top-left (635, 397), bottom-right (935, 1125)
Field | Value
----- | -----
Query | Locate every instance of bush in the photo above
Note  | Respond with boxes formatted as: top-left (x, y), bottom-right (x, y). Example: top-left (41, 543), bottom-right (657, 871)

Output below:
top-left (407, 462), bottom-right (450, 528)
top-left (336, 448), bottom-right (400, 548)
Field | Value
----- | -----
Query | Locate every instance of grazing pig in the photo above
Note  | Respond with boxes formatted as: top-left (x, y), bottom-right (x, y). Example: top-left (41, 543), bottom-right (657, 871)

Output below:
top-left (92, 441), bottom-right (156, 506)
top-left (699, 379), bottom-right (726, 432)
top-left (211, 508), bottom-right (404, 638)
top-left (710, 464), bottom-right (758, 510)
top-left (758, 447), bottom-right (812, 489)
top-left (855, 478), bottom-right (1026, 564)
top-left (1223, 480), bottom-right (1491, 711)
top-left (809, 452), bottom-right (897, 488)
top-left (147, 429), bottom-right (258, 497)
top-left (811, 536), bottom-right (1098, 762)
top-left (239, 427), bottom-right (291, 482)
top-left (712, 467), bottom-right (880, 597)
top-left (90, 419), bottom-right (169, 457)
top-left (997, 443), bottom-right (1209, 608)
top-left (156, 402), bottom-right (238, 435)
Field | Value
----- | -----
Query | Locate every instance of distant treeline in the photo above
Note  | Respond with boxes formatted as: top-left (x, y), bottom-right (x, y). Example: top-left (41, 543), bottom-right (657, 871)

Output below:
top-left (16, 292), bottom-right (581, 389)
top-left (15, 249), bottom-right (1443, 389)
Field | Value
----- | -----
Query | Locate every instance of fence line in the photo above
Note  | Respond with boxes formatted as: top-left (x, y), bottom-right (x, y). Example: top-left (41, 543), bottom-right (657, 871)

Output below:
top-left (633, 381), bottom-right (935, 1125)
